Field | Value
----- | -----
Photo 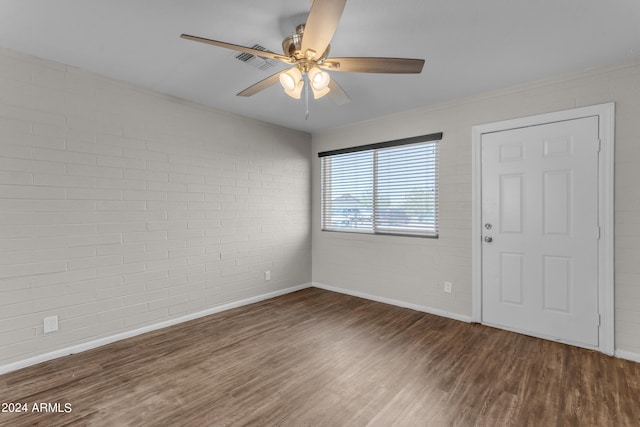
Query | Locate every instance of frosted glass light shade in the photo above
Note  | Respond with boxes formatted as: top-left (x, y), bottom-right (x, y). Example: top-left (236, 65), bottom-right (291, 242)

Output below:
top-left (285, 80), bottom-right (304, 99)
top-left (311, 86), bottom-right (331, 99)
top-left (308, 67), bottom-right (330, 91)
top-left (279, 68), bottom-right (302, 91)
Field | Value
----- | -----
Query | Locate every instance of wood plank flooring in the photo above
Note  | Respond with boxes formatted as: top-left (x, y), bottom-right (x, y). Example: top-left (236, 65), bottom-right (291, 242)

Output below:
top-left (1, 288), bottom-right (639, 426)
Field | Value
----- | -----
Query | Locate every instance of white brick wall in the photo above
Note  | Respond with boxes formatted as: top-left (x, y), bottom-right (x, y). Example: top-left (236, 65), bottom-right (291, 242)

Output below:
top-left (312, 59), bottom-right (640, 356)
top-left (0, 48), bottom-right (311, 366)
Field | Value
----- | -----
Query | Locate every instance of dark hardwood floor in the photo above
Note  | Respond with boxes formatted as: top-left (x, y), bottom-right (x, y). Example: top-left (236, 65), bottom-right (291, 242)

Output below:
top-left (1, 288), bottom-right (639, 426)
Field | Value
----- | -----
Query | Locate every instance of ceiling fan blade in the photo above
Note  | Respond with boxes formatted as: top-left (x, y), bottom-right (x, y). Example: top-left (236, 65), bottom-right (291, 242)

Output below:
top-left (180, 34), bottom-right (291, 63)
top-left (321, 57), bottom-right (425, 74)
top-left (327, 79), bottom-right (350, 105)
top-left (301, 0), bottom-right (346, 60)
top-left (237, 70), bottom-right (287, 97)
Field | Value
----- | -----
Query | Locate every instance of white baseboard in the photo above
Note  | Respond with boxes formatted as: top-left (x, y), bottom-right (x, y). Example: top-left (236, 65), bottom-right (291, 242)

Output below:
top-left (615, 349), bottom-right (640, 364)
top-left (4, 282), bottom-right (636, 376)
top-left (312, 282), bottom-right (473, 323)
top-left (312, 283), bottom-right (640, 365)
top-left (0, 283), bottom-right (311, 375)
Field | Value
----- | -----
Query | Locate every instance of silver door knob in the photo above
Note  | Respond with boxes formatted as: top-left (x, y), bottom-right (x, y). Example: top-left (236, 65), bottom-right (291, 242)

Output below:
top-left (484, 236), bottom-right (493, 243)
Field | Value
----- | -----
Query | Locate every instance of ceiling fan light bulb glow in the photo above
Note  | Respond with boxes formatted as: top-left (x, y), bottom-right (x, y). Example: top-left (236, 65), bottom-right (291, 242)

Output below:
top-left (284, 80), bottom-right (304, 99)
top-left (279, 68), bottom-right (302, 92)
top-left (279, 74), bottom-right (295, 91)
top-left (309, 67), bottom-right (330, 91)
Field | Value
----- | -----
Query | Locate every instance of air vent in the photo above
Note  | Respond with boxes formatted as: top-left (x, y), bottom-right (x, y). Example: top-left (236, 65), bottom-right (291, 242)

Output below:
top-left (234, 44), bottom-right (276, 71)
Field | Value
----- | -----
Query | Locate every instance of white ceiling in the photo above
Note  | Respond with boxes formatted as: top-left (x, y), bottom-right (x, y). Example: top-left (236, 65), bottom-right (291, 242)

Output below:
top-left (1, 0), bottom-right (639, 133)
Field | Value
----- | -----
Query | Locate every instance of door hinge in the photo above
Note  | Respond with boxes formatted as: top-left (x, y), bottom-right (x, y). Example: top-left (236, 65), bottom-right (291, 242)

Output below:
top-left (594, 138), bottom-right (602, 153)
top-left (597, 226), bottom-right (601, 240)
top-left (597, 314), bottom-right (601, 327)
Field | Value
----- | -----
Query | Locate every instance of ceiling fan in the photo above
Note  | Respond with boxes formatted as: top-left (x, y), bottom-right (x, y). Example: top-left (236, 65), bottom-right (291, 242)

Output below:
top-left (180, 0), bottom-right (424, 107)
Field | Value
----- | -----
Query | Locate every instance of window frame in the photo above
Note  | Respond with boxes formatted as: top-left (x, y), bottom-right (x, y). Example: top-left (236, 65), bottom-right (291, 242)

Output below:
top-left (319, 132), bottom-right (441, 238)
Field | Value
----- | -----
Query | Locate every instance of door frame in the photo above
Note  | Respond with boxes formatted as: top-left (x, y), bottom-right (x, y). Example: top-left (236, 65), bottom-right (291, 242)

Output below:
top-left (471, 103), bottom-right (615, 355)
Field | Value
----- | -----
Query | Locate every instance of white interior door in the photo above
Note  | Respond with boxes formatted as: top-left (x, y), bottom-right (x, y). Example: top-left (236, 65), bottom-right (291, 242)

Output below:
top-left (481, 116), bottom-right (600, 346)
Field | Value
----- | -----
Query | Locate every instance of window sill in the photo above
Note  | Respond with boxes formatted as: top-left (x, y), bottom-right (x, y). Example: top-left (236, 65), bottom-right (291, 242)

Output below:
top-left (321, 229), bottom-right (439, 239)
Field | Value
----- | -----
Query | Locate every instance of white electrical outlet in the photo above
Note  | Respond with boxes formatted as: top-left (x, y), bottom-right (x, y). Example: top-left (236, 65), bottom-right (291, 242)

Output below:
top-left (265, 270), bottom-right (271, 281)
top-left (44, 315), bottom-right (58, 334)
top-left (444, 281), bottom-right (453, 293)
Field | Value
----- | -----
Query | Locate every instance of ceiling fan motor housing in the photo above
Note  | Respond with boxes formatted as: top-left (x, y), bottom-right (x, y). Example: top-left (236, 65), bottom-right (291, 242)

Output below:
top-left (282, 24), bottom-right (330, 63)
top-left (282, 25), bottom-right (304, 56)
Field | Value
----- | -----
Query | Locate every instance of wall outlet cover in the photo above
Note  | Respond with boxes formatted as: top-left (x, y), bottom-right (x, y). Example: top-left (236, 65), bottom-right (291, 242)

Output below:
top-left (44, 316), bottom-right (58, 334)
top-left (444, 281), bottom-right (453, 293)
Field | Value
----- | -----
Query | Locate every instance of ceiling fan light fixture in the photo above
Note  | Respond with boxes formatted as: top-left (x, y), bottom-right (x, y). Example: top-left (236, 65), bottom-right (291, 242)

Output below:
top-left (284, 80), bottom-right (304, 99)
top-left (308, 67), bottom-right (330, 91)
top-left (311, 85), bottom-right (331, 99)
top-left (279, 68), bottom-right (302, 92)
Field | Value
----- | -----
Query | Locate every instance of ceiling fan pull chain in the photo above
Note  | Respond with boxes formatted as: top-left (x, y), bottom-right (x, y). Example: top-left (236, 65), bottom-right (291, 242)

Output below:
top-left (304, 72), bottom-right (310, 120)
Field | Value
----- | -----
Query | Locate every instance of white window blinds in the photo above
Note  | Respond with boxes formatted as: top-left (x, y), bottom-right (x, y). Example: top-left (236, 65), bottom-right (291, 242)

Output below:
top-left (320, 133), bottom-right (440, 238)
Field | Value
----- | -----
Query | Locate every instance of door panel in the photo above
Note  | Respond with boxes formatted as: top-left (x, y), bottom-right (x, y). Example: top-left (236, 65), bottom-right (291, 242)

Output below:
top-left (500, 174), bottom-right (523, 233)
top-left (543, 170), bottom-right (571, 235)
top-left (543, 255), bottom-right (571, 312)
top-left (500, 253), bottom-right (523, 305)
top-left (481, 116), bottom-right (600, 346)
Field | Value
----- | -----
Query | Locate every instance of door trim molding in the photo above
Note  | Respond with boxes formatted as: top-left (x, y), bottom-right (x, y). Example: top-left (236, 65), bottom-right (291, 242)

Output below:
top-left (471, 103), bottom-right (615, 355)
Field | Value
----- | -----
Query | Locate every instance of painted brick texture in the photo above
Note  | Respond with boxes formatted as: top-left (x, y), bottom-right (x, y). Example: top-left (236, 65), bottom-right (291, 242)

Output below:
top-left (0, 49), bottom-right (311, 366)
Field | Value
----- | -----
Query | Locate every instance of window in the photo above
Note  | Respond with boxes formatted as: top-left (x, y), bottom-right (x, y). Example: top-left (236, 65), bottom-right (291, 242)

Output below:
top-left (320, 133), bottom-right (440, 238)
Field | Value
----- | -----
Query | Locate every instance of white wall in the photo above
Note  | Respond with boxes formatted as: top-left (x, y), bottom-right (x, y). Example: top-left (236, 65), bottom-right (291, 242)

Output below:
top-left (312, 60), bottom-right (640, 356)
top-left (0, 48), bottom-right (311, 367)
